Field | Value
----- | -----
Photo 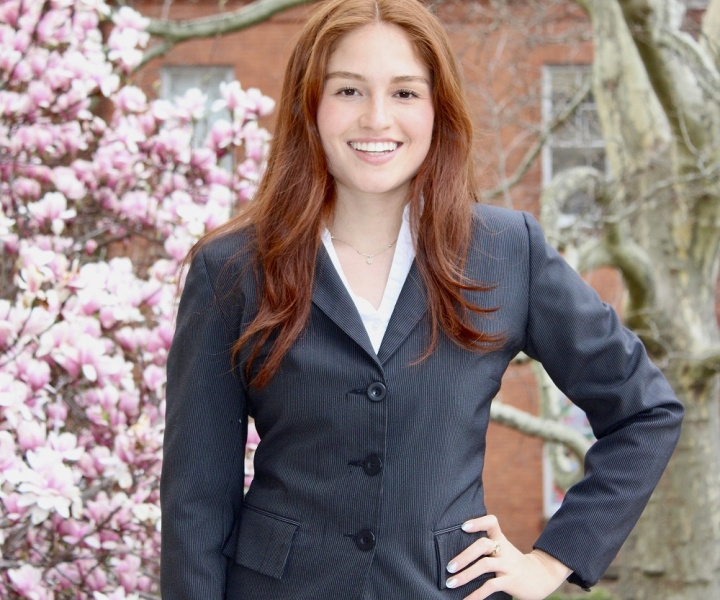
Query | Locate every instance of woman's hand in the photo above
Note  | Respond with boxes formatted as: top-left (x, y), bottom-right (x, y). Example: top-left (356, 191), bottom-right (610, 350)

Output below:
top-left (445, 514), bottom-right (572, 600)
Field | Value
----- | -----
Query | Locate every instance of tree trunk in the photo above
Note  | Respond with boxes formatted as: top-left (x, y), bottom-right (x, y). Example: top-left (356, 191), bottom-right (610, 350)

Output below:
top-left (562, 1), bottom-right (720, 596)
top-left (618, 370), bottom-right (720, 600)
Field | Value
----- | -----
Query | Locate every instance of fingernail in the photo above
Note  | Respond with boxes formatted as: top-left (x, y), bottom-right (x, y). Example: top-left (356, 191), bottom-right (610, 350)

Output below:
top-left (447, 561), bottom-right (458, 573)
top-left (461, 521), bottom-right (473, 532)
top-left (446, 577), bottom-right (458, 589)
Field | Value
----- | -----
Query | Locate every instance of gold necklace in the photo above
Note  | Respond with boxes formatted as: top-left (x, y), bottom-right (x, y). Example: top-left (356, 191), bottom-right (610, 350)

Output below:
top-left (330, 235), bottom-right (397, 265)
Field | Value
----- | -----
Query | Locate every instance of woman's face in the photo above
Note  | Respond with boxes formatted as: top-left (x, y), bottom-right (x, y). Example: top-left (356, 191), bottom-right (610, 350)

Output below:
top-left (317, 22), bottom-right (435, 207)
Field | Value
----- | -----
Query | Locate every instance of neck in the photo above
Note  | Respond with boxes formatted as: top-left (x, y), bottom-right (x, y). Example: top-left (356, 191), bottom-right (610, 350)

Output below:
top-left (329, 191), bottom-right (407, 249)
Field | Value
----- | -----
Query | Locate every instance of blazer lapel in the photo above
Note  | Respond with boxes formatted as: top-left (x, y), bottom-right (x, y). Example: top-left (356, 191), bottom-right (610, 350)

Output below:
top-left (312, 245), bottom-right (380, 365)
top-left (312, 246), bottom-right (428, 366)
top-left (377, 262), bottom-right (427, 364)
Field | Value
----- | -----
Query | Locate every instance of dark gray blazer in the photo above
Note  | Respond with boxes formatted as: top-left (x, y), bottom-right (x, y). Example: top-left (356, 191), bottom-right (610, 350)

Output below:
top-left (161, 205), bottom-right (683, 600)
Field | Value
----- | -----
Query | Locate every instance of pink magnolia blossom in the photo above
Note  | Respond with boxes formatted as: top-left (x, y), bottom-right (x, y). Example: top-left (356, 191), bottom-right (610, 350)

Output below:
top-left (207, 118), bottom-right (234, 152)
top-left (0, 430), bottom-right (20, 473)
top-left (27, 191), bottom-right (77, 231)
top-left (114, 86), bottom-right (148, 114)
top-left (93, 588), bottom-right (140, 600)
top-left (174, 87), bottom-right (208, 123)
top-left (17, 419), bottom-right (47, 451)
top-left (14, 447), bottom-right (83, 524)
top-left (142, 364), bottom-right (165, 397)
top-left (8, 564), bottom-right (52, 600)
top-left (245, 86), bottom-right (276, 117)
top-left (0, 0), bottom-right (272, 593)
top-left (85, 566), bottom-right (109, 592)
top-left (112, 6), bottom-right (150, 31)
top-left (27, 79), bottom-right (53, 108)
top-left (52, 166), bottom-right (87, 200)
top-left (11, 176), bottom-right (42, 201)
top-left (3, 492), bottom-right (29, 521)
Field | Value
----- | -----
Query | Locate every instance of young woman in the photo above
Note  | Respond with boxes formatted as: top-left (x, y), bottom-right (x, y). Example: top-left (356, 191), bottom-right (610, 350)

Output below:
top-left (160, 1), bottom-right (684, 599)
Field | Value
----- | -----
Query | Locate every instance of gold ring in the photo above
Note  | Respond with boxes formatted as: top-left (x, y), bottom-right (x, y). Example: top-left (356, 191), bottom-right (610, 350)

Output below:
top-left (490, 539), bottom-right (500, 556)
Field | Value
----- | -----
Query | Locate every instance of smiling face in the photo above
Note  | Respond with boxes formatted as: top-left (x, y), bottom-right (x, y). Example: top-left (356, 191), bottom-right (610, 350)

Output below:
top-left (317, 22), bottom-right (435, 208)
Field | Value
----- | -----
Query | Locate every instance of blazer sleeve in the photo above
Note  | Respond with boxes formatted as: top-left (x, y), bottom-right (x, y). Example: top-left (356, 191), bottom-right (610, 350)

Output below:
top-left (520, 212), bottom-right (684, 589)
top-left (161, 246), bottom-right (248, 600)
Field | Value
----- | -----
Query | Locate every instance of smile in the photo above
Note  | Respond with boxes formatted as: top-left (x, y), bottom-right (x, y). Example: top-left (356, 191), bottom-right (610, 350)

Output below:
top-left (349, 141), bottom-right (400, 155)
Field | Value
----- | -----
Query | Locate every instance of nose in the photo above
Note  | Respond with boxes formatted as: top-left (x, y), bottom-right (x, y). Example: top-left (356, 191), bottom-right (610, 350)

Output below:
top-left (359, 94), bottom-right (392, 130)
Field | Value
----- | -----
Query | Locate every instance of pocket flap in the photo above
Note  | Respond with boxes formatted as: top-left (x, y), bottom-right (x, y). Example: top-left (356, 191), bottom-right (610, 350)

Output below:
top-left (433, 524), bottom-right (494, 590)
top-left (234, 504), bottom-right (300, 580)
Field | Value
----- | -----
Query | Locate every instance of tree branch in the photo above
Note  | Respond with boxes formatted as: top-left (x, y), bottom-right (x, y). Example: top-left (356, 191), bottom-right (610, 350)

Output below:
top-left (539, 165), bottom-right (609, 248)
top-left (700, 0), bottom-right (720, 74)
top-left (540, 165), bottom-right (657, 320)
top-left (657, 28), bottom-right (720, 110)
top-left (617, 0), bottom-right (713, 156)
top-left (681, 346), bottom-right (720, 380)
top-left (141, 0), bottom-right (318, 62)
top-left (577, 234), bottom-right (656, 317)
top-left (481, 75), bottom-right (592, 202)
top-left (490, 401), bottom-right (591, 468)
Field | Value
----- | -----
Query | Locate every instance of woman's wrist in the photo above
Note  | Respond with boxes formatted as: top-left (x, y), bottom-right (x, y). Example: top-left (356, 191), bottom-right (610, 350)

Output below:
top-left (529, 548), bottom-right (573, 582)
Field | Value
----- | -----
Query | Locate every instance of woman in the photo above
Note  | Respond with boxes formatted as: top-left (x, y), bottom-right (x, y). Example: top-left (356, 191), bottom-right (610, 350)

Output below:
top-left (160, 1), bottom-right (684, 599)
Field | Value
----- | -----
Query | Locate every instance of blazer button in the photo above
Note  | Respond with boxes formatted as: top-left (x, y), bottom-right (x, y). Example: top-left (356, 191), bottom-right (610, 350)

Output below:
top-left (355, 529), bottom-right (376, 551)
top-left (362, 454), bottom-right (383, 476)
top-left (366, 382), bottom-right (386, 402)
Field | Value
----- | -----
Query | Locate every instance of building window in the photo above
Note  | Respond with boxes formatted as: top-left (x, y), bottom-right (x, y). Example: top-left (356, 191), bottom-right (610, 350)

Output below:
top-left (542, 65), bottom-right (606, 229)
top-left (160, 65), bottom-right (235, 167)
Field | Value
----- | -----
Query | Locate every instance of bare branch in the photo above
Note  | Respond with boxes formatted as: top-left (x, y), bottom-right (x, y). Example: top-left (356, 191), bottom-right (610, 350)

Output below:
top-left (540, 165), bottom-right (657, 319)
top-left (138, 40), bottom-right (176, 70)
top-left (481, 75), bottom-right (592, 202)
top-left (617, 0), bottom-right (713, 155)
top-left (657, 29), bottom-right (720, 108)
top-left (700, 0), bottom-right (720, 73)
top-left (490, 401), bottom-right (591, 467)
top-left (539, 165), bottom-right (608, 248)
top-left (577, 235), bottom-right (656, 317)
top-left (681, 346), bottom-right (720, 380)
top-left (141, 0), bottom-right (318, 62)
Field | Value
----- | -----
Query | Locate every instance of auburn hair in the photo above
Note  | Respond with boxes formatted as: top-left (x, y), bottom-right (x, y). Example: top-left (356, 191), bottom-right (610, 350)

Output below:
top-left (187, 0), bottom-right (503, 388)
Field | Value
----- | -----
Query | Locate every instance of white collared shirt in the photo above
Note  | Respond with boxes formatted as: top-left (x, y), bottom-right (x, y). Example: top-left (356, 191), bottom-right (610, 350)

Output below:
top-left (321, 205), bottom-right (415, 353)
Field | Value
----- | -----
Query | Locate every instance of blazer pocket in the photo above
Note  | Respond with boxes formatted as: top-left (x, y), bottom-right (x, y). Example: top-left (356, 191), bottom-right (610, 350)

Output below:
top-left (233, 504), bottom-right (300, 580)
top-left (433, 524), bottom-right (495, 591)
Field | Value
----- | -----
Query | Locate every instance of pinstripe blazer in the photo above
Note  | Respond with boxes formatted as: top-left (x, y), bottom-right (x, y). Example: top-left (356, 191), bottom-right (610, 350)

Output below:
top-left (160, 205), bottom-right (683, 600)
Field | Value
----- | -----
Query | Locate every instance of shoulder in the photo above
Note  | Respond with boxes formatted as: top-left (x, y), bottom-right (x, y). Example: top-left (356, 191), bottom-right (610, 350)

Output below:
top-left (190, 227), bottom-right (257, 293)
top-left (183, 226), bottom-right (259, 321)
top-left (469, 203), bottom-right (543, 261)
top-left (196, 226), bottom-right (256, 274)
top-left (472, 203), bottom-right (539, 235)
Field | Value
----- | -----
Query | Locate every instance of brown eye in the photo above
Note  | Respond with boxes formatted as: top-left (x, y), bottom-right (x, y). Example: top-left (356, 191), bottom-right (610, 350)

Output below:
top-left (396, 89), bottom-right (418, 99)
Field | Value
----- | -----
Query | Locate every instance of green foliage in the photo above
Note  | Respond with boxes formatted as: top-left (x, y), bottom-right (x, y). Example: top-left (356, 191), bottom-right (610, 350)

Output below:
top-left (545, 588), bottom-right (617, 600)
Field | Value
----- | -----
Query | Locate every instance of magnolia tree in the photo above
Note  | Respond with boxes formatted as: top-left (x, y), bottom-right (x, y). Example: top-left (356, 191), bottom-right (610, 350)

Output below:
top-left (0, 1), bottom-right (268, 598)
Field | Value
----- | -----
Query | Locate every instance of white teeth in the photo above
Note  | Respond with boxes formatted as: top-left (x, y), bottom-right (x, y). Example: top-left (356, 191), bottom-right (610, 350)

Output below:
top-left (349, 141), bottom-right (398, 153)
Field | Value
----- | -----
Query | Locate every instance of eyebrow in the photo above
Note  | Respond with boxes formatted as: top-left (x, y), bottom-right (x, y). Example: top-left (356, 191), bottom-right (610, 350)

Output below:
top-left (325, 71), bottom-right (430, 85)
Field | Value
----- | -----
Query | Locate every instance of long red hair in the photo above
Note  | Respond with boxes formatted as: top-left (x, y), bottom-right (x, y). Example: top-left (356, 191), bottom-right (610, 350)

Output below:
top-left (188, 0), bottom-right (503, 388)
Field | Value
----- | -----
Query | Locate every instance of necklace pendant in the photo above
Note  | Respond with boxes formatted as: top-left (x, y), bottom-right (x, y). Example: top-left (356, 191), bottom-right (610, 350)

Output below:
top-left (366, 257), bottom-right (374, 265)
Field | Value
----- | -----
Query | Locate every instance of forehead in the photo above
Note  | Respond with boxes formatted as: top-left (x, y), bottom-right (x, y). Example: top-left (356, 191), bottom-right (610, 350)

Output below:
top-left (326, 22), bottom-right (430, 80)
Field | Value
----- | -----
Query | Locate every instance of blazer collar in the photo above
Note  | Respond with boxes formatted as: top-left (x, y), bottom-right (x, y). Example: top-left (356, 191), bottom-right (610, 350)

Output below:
top-left (312, 245), bottom-right (427, 366)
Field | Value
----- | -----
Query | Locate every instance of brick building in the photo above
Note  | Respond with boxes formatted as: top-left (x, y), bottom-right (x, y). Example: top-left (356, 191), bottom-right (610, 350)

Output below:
top-left (133, 0), bottom-right (711, 555)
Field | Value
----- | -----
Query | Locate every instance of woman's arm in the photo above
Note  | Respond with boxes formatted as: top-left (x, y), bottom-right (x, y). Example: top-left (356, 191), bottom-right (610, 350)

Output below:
top-left (161, 247), bottom-right (248, 600)
top-left (446, 210), bottom-right (683, 598)
top-left (521, 211), bottom-right (683, 588)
